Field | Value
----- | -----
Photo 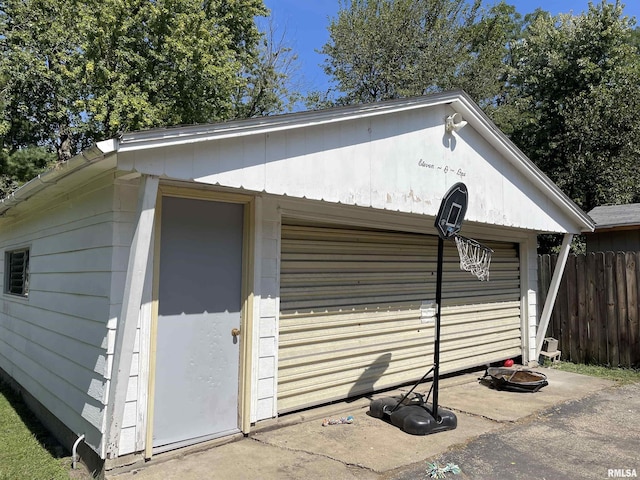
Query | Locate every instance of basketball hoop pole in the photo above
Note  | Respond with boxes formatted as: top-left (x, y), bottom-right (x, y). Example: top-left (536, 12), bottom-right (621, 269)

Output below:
top-left (432, 236), bottom-right (445, 421)
top-left (430, 182), bottom-right (468, 423)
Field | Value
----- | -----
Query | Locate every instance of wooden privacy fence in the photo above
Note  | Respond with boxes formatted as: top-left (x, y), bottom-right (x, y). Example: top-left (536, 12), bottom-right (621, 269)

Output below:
top-left (538, 252), bottom-right (640, 368)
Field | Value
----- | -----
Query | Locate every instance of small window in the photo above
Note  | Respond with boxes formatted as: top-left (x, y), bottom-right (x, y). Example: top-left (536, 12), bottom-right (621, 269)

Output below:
top-left (5, 248), bottom-right (30, 296)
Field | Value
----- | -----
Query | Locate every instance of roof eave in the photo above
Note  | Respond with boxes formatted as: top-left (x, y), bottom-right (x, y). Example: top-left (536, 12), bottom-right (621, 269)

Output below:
top-left (117, 91), bottom-right (464, 152)
top-left (588, 223), bottom-right (640, 233)
top-left (0, 139), bottom-right (117, 217)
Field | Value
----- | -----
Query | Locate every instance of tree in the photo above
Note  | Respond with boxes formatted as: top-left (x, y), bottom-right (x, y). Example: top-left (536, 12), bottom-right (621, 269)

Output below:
top-left (233, 17), bottom-right (301, 118)
top-left (496, 1), bottom-right (640, 212)
top-left (317, 0), bottom-right (521, 106)
top-left (0, 0), bottom-right (295, 197)
top-left (454, 2), bottom-right (522, 107)
top-left (0, 0), bottom-right (85, 160)
top-left (79, 0), bottom-right (271, 139)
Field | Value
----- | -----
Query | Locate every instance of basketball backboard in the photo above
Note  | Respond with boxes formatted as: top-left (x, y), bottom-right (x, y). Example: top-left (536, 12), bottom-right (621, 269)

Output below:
top-left (434, 182), bottom-right (468, 239)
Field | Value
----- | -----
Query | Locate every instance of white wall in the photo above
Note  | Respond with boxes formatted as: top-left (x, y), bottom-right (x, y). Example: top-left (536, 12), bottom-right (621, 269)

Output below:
top-left (0, 168), bottom-right (547, 458)
top-left (118, 104), bottom-right (584, 234)
top-left (0, 172), bottom-right (118, 454)
top-left (252, 196), bottom-right (281, 421)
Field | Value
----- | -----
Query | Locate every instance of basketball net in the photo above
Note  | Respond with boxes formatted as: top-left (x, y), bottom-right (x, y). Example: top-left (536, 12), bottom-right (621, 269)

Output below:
top-left (453, 234), bottom-right (493, 281)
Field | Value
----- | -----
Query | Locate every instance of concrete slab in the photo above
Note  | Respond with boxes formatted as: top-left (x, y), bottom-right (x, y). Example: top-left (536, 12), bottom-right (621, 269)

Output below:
top-left (440, 368), bottom-right (615, 423)
top-left (109, 438), bottom-right (379, 480)
top-left (252, 406), bottom-right (500, 473)
top-left (108, 367), bottom-right (616, 480)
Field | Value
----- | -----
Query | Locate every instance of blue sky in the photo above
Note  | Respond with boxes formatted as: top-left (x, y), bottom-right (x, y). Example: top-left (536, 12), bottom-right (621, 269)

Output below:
top-left (262, 0), bottom-right (640, 96)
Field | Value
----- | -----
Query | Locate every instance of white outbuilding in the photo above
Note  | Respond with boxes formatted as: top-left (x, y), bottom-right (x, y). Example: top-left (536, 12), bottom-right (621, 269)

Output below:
top-left (0, 91), bottom-right (593, 470)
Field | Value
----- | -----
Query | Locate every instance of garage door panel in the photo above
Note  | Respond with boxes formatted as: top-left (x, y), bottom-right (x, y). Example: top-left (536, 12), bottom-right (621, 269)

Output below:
top-left (280, 318), bottom-right (425, 344)
top-left (278, 223), bottom-right (521, 413)
top-left (280, 329), bottom-right (430, 361)
top-left (281, 269), bottom-right (518, 288)
top-left (282, 279), bottom-right (518, 300)
top-left (279, 322), bottom-right (519, 384)
top-left (280, 308), bottom-right (419, 331)
top-left (282, 293), bottom-right (520, 314)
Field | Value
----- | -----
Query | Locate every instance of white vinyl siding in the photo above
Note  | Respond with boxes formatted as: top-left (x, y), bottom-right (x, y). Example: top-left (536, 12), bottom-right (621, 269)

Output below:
top-left (0, 172), bottom-right (118, 455)
top-left (278, 223), bottom-right (520, 413)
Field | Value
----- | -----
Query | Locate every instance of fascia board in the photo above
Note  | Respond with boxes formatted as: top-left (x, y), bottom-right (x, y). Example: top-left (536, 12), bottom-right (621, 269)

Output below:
top-left (117, 92), bottom-right (462, 152)
top-left (0, 142), bottom-right (117, 216)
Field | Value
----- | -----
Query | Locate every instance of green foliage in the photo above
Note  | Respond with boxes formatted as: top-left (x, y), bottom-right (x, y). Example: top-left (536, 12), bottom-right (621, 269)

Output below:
top-left (0, 381), bottom-right (71, 480)
top-left (234, 17), bottom-right (301, 118)
top-left (449, 2), bottom-right (522, 107)
top-left (0, 146), bottom-right (57, 198)
top-left (629, 26), bottom-right (640, 51)
top-left (495, 1), bottom-right (640, 212)
top-left (316, 0), bottom-right (521, 107)
top-left (326, 0), bottom-right (472, 103)
top-left (0, 0), bottom-right (85, 159)
top-left (80, 0), bottom-right (270, 138)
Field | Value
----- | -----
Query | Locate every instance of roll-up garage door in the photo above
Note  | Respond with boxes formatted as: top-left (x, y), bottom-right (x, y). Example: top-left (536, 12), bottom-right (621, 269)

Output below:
top-left (278, 223), bottom-right (521, 413)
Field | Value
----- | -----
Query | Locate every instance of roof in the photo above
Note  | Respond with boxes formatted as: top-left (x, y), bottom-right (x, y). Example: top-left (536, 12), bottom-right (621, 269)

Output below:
top-left (588, 203), bottom-right (640, 230)
top-left (0, 90), bottom-right (595, 233)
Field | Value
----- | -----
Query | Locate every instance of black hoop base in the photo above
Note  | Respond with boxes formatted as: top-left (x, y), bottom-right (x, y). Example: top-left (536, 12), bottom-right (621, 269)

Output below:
top-left (369, 395), bottom-right (457, 435)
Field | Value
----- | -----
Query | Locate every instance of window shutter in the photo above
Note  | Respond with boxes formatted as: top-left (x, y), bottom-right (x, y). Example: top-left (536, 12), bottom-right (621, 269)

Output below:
top-left (6, 249), bottom-right (29, 296)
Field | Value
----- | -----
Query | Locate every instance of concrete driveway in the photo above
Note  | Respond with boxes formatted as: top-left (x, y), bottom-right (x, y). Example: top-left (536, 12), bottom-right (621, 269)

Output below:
top-left (109, 367), bottom-right (637, 480)
top-left (392, 381), bottom-right (640, 480)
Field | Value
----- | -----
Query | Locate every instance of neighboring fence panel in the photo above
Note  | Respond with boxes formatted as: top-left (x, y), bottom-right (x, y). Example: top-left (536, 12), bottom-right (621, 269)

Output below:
top-left (538, 252), bottom-right (640, 368)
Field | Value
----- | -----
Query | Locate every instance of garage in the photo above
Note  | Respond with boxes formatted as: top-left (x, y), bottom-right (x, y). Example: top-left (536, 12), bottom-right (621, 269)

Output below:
top-left (0, 91), bottom-right (595, 466)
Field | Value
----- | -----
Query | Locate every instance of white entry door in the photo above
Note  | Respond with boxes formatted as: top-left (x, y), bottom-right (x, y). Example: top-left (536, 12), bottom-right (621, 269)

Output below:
top-left (152, 197), bottom-right (244, 452)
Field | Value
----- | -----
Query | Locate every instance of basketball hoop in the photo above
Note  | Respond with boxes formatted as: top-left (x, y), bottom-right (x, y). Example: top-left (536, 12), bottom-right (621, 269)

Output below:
top-left (369, 183), bottom-right (498, 435)
top-left (454, 234), bottom-right (493, 281)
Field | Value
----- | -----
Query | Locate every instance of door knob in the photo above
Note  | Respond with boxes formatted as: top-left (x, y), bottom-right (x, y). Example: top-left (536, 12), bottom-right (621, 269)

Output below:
top-left (231, 328), bottom-right (241, 337)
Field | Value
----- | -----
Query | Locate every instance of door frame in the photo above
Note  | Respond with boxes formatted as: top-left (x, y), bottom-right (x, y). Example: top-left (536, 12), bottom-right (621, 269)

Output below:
top-left (145, 185), bottom-right (255, 458)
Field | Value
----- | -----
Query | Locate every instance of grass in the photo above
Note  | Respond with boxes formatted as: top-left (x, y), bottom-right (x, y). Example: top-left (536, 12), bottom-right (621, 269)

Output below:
top-left (550, 361), bottom-right (640, 385)
top-left (0, 380), bottom-right (72, 480)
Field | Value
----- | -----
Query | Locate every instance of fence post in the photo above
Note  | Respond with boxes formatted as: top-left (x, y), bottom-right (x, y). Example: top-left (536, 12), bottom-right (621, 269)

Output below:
top-left (586, 253), bottom-right (597, 364)
top-left (595, 252), bottom-right (607, 365)
top-left (634, 252), bottom-right (640, 367)
top-left (624, 253), bottom-right (638, 368)
top-left (576, 255), bottom-right (587, 362)
top-left (605, 252), bottom-right (618, 367)
top-left (565, 254), bottom-right (577, 361)
top-left (617, 253), bottom-right (630, 367)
